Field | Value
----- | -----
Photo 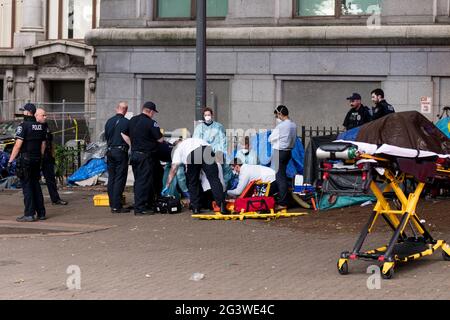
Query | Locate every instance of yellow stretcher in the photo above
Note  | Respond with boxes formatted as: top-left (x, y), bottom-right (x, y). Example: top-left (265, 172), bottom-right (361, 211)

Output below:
top-left (192, 210), bottom-right (307, 221)
top-left (337, 155), bottom-right (450, 279)
top-left (192, 180), bottom-right (308, 220)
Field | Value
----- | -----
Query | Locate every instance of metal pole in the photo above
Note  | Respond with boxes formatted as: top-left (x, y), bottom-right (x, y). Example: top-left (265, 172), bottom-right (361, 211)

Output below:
top-left (195, 0), bottom-right (207, 121)
top-left (62, 99), bottom-right (65, 146)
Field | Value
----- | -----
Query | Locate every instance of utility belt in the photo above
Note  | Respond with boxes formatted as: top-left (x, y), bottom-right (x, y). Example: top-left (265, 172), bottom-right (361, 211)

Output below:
top-left (18, 152), bottom-right (41, 163)
top-left (107, 145), bottom-right (129, 152)
top-left (16, 153), bottom-right (41, 179)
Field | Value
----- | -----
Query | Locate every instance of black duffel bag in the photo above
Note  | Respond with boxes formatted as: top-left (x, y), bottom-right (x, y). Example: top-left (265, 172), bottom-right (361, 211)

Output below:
top-left (154, 196), bottom-right (182, 214)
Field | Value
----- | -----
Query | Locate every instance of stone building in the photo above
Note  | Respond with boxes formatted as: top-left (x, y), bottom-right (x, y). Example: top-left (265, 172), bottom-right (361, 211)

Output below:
top-left (86, 0), bottom-right (450, 139)
top-left (0, 0), bottom-right (99, 126)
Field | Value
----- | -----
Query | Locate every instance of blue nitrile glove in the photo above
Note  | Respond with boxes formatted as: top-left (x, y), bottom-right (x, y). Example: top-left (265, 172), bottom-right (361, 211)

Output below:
top-left (161, 186), bottom-right (170, 197)
top-left (6, 162), bottom-right (13, 174)
top-left (182, 191), bottom-right (190, 199)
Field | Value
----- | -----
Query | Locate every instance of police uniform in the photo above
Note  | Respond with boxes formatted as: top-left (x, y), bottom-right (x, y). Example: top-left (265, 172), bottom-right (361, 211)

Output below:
top-left (41, 123), bottom-right (64, 204)
top-left (14, 115), bottom-right (46, 219)
top-left (129, 109), bottom-right (162, 214)
top-left (343, 105), bottom-right (372, 130)
top-left (104, 113), bottom-right (130, 211)
top-left (372, 100), bottom-right (395, 121)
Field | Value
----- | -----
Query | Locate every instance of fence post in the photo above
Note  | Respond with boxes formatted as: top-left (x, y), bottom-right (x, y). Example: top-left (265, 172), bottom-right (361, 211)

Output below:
top-left (301, 126), bottom-right (305, 147)
top-left (62, 99), bottom-right (66, 146)
top-left (77, 140), bottom-right (81, 169)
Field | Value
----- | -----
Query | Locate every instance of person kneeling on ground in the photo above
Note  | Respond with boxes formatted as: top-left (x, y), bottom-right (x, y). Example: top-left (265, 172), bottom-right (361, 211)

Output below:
top-left (227, 158), bottom-right (276, 198)
top-left (162, 138), bottom-right (226, 214)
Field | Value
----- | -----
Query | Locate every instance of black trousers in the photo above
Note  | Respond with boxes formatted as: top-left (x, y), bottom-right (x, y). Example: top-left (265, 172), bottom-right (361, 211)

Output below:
top-left (21, 160), bottom-right (46, 217)
top-left (185, 146), bottom-right (224, 210)
top-left (131, 151), bottom-right (155, 212)
top-left (107, 149), bottom-right (129, 209)
top-left (42, 156), bottom-right (60, 203)
top-left (274, 149), bottom-right (292, 206)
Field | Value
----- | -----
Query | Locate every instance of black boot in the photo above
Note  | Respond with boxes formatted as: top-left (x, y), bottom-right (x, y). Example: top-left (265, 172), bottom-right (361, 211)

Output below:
top-left (220, 202), bottom-right (228, 214)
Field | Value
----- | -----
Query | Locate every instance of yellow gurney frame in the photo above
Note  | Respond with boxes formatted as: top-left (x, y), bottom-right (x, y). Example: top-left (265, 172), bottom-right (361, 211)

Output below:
top-left (192, 209), bottom-right (307, 221)
top-left (337, 156), bottom-right (450, 279)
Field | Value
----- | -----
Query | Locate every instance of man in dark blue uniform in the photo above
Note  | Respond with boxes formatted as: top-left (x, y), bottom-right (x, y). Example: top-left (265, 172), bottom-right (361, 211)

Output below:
top-left (7, 103), bottom-right (46, 222)
top-left (371, 88), bottom-right (395, 121)
top-left (35, 108), bottom-right (68, 206)
top-left (343, 93), bottom-right (372, 130)
top-left (104, 101), bottom-right (131, 213)
top-left (129, 101), bottom-right (164, 215)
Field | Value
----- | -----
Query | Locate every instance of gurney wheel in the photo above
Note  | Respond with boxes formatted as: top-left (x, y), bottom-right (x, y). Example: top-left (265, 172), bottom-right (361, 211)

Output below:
top-left (381, 266), bottom-right (394, 280)
top-left (337, 261), bottom-right (348, 275)
top-left (443, 250), bottom-right (450, 261)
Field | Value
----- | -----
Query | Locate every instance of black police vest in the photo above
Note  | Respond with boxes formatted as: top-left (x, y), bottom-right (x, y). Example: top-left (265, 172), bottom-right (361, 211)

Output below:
top-left (20, 118), bottom-right (46, 159)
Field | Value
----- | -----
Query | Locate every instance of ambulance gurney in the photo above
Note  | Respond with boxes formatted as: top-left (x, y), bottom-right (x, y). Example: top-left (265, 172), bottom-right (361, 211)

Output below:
top-left (316, 138), bottom-right (450, 279)
top-left (192, 180), bottom-right (307, 221)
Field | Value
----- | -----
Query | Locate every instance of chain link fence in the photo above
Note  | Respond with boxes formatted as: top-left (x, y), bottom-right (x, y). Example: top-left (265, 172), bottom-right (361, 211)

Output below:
top-left (1, 99), bottom-right (95, 180)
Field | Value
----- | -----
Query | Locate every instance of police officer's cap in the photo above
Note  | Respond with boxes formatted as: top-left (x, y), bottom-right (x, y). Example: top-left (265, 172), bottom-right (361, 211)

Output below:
top-left (346, 93), bottom-right (362, 101)
top-left (142, 101), bottom-right (158, 113)
top-left (274, 105), bottom-right (289, 116)
top-left (19, 103), bottom-right (37, 114)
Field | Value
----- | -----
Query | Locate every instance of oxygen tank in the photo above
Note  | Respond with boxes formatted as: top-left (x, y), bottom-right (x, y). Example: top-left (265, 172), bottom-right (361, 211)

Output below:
top-left (316, 146), bottom-right (358, 160)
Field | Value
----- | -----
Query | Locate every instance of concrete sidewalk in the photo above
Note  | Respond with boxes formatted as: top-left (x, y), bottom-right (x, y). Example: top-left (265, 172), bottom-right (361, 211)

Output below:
top-left (0, 187), bottom-right (449, 300)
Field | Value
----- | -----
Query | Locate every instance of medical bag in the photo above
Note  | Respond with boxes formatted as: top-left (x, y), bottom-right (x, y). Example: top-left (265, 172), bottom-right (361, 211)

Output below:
top-left (154, 196), bottom-right (182, 214)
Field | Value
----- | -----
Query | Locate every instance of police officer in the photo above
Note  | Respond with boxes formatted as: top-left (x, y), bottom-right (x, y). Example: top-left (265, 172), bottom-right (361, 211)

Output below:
top-left (104, 101), bottom-right (131, 213)
top-left (343, 93), bottom-right (372, 130)
top-left (7, 103), bottom-right (46, 222)
top-left (35, 108), bottom-right (68, 206)
top-left (268, 105), bottom-right (297, 211)
top-left (371, 88), bottom-right (395, 121)
top-left (129, 101), bottom-right (164, 215)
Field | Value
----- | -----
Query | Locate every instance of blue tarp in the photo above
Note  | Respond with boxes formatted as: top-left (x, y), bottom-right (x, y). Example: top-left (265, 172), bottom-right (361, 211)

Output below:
top-left (249, 131), bottom-right (304, 178)
top-left (0, 151), bottom-right (16, 177)
top-left (337, 126), bottom-right (361, 141)
top-left (67, 158), bottom-right (107, 184)
top-left (436, 117), bottom-right (450, 138)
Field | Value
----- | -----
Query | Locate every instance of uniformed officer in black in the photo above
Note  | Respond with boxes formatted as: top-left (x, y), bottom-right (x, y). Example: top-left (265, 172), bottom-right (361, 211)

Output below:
top-left (343, 93), bottom-right (372, 130)
top-left (129, 101), bottom-right (163, 215)
top-left (371, 88), bottom-right (395, 121)
top-left (7, 103), bottom-right (46, 222)
top-left (104, 101), bottom-right (131, 213)
top-left (35, 108), bottom-right (68, 206)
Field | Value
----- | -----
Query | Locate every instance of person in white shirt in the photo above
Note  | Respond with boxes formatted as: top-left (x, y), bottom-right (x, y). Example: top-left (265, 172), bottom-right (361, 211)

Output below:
top-left (227, 159), bottom-right (276, 198)
top-left (268, 105), bottom-right (297, 210)
top-left (163, 138), bottom-right (226, 214)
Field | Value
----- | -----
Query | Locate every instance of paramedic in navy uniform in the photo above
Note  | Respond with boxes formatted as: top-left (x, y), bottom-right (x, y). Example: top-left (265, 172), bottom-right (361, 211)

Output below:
top-left (268, 105), bottom-right (297, 210)
top-left (7, 103), bottom-right (47, 222)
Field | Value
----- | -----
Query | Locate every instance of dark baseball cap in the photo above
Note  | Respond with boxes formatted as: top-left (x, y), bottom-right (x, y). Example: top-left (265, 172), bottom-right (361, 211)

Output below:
top-left (346, 93), bottom-right (362, 101)
top-left (19, 103), bottom-right (36, 114)
top-left (142, 101), bottom-right (158, 113)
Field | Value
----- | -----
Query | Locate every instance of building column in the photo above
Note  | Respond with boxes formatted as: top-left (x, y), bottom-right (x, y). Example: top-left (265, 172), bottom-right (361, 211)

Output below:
top-left (14, 0), bottom-right (45, 48)
top-left (4, 70), bottom-right (15, 119)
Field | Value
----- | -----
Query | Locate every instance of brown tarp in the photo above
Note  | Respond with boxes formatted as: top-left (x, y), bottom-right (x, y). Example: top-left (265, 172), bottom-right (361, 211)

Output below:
top-left (356, 111), bottom-right (450, 155)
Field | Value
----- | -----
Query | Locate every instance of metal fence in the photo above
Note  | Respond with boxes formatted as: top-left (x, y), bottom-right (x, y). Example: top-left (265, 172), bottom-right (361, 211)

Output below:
top-left (55, 142), bottom-right (85, 180)
top-left (300, 125), bottom-right (344, 147)
top-left (0, 99), bottom-right (96, 146)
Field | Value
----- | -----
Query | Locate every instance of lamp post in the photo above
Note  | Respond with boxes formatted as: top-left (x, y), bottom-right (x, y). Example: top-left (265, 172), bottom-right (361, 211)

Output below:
top-left (195, 0), bottom-right (207, 122)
